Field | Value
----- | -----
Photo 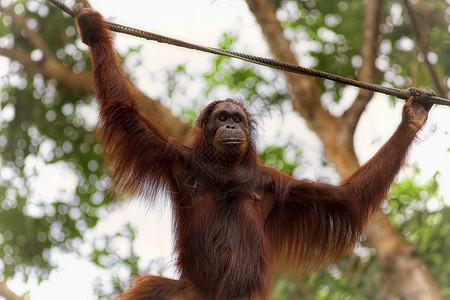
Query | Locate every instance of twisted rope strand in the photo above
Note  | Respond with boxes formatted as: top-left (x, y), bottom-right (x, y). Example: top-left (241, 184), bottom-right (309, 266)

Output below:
top-left (48, 0), bottom-right (450, 107)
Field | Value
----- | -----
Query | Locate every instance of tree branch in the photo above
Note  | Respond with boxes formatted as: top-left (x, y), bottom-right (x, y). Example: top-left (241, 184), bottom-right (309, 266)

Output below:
top-left (245, 0), bottom-right (359, 177)
top-left (344, 0), bottom-right (384, 132)
top-left (0, 45), bottom-right (190, 140)
top-left (402, 0), bottom-right (448, 97)
top-left (0, 282), bottom-right (24, 300)
top-left (0, 6), bottom-right (55, 60)
top-left (244, 0), bottom-right (332, 127)
top-left (0, 46), bottom-right (94, 94)
top-left (416, 0), bottom-right (449, 28)
top-left (1, 1), bottom-right (190, 141)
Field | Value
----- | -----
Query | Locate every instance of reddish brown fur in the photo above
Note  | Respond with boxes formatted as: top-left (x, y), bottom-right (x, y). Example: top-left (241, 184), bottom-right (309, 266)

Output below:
top-left (74, 6), bottom-right (428, 300)
top-left (117, 276), bottom-right (199, 300)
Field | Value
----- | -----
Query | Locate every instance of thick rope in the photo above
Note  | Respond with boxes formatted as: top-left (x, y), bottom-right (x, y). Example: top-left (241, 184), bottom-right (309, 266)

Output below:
top-left (48, 0), bottom-right (450, 107)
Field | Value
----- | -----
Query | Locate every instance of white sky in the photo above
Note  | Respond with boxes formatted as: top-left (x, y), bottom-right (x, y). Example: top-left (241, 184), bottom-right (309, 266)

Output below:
top-left (3, 0), bottom-right (450, 299)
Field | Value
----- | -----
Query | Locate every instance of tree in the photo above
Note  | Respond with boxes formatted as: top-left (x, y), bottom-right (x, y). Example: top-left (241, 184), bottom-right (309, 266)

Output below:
top-left (244, 0), bottom-right (448, 298)
top-left (0, 0), bottom-right (449, 299)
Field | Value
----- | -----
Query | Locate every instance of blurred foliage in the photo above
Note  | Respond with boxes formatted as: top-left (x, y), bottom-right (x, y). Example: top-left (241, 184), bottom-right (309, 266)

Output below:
top-left (203, 33), bottom-right (290, 108)
top-left (167, 64), bottom-right (193, 100)
top-left (0, 0), bottom-right (449, 299)
top-left (90, 223), bottom-right (140, 299)
top-left (276, 0), bottom-right (449, 99)
top-left (1, 0), bottom-right (103, 283)
top-left (388, 171), bottom-right (450, 297)
top-left (0, 0), bottom-right (134, 296)
top-left (260, 145), bottom-right (299, 176)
